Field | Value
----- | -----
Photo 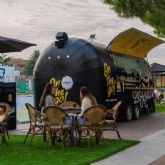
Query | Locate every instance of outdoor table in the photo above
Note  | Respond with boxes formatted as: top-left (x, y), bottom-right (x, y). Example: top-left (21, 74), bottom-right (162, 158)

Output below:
top-left (63, 107), bottom-right (82, 145)
top-left (63, 107), bottom-right (81, 115)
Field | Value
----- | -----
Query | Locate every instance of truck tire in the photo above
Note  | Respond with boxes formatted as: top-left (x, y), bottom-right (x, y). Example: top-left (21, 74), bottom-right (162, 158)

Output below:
top-left (150, 104), bottom-right (155, 113)
top-left (143, 107), bottom-right (151, 114)
top-left (125, 105), bottom-right (133, 121)
top-left (133, 104), bottom-right (140, 120)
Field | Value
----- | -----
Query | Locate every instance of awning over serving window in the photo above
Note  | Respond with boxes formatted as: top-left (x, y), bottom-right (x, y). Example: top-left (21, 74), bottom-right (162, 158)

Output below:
top-left (106, 28), bottom-right (164, 58)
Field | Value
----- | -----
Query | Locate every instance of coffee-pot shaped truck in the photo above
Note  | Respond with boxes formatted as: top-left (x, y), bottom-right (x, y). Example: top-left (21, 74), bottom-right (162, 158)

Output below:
top-left (33, 28), bottom-right (164, 121)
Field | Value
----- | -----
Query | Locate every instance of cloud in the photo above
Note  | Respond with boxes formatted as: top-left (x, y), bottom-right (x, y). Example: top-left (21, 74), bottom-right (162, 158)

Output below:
top-left (0, 0), bottom-right (164, 64)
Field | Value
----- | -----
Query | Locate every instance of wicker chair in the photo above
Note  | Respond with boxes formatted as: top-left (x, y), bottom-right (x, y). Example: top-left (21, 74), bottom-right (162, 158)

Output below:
top-left (0, 102), bottom-right (13, 114)
top-left (0, 104), bottom-right (8, 145)
top-left (43, 105), bottom-right (71, 148)
top-left (77, 104), bottom-right (107, 147)
top-left (0, 102), bottom-right (13, 140)
top-left (103, 101), bottom-right (122, 140)
top-left (23, 103), bottom-right (46, 145)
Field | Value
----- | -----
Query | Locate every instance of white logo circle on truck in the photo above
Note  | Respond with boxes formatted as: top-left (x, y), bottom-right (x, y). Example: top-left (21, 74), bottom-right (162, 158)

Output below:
top-left (61, 75), bottom-right (73, 90)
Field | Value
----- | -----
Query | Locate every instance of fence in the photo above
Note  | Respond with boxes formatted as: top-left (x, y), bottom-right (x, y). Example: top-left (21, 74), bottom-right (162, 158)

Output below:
top-left (16, 79), bottom-right (34, 94)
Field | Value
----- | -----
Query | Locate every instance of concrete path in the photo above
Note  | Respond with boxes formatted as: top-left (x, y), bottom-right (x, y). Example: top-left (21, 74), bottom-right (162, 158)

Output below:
top-left (149, 154), bottom-right (165, 165)
top-left (92, 129), bottom-right (165, 165)
top-left (104, 112), bottom-right (165, 140)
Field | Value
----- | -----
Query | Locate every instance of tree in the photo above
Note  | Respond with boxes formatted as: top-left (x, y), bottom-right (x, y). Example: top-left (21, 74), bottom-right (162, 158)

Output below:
top-left (23, 50), bottom-right (40, 76)
top-left (0, 54), bottom-right (11, 65)
top-left (104, 0), bottom-right (165, 37)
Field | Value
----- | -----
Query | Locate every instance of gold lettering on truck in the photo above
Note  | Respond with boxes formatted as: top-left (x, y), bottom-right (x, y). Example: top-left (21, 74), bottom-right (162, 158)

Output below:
top-left (50, 77), bottom-right (68, 105)
top-left (104, 63), bottom-right (116, 97)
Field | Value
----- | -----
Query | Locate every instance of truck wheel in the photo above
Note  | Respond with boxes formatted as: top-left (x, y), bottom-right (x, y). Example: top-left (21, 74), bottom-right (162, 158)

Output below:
top-left (133, 105), bottom-right (140, 120)
top-left (150, 107), bottom-right (155, 113)
top-left (150, 104), bottom-right (155, 113)
top-left (125, 105), bottom-right (132, 121)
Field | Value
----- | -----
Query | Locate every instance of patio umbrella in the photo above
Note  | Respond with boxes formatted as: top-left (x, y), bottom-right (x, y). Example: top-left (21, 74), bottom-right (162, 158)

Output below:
top-left (0, 36), bottom-right (36, 53)
top-left (150, 63), bottom-right (165, 73)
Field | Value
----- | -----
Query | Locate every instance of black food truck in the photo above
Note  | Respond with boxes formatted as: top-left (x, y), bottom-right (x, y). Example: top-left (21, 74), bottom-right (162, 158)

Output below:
top-left (33, 28), bottom-right (164, 121)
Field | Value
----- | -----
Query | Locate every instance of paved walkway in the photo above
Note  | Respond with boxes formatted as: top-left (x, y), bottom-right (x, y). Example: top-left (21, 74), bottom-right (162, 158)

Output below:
top-left (104, 112), bottom-right (165, 140)
top-left (92, 129), bottom-right (165, 165)
top-left (149, 154), bottom-right (165, 165)
top-left (9, 122), bottom-right (29, 135)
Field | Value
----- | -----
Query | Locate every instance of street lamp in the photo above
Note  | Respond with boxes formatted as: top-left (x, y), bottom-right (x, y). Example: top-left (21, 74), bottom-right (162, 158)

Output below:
top-left (89, 34), bottom-right (96, 41)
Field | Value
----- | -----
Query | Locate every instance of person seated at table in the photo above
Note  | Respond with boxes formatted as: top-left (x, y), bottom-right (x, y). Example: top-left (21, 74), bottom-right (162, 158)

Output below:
top-left (77, 86), bottom-right (97, 125)
top-left (40, 83), bottom-right (74, 124)
top-left (39, 83), bottom-right (73, 142)
top-left (0, 105), bottom-right (6, 122)
top-left (0, 105), bottom-right (7, 143)
top-left (159, 93), bottom-right (164, 104)
top-left (39, 83), bottom-right (55, 109)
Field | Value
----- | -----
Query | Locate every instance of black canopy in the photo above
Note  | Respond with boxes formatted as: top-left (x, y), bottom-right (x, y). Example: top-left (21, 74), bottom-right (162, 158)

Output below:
top-left (0, 36), bottom-right (36, 53)
top-left (151, 63), bottom-right (165, 73)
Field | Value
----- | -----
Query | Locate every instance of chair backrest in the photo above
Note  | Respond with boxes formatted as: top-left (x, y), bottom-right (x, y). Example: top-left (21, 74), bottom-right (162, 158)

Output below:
top-left (0, 102), bottom-right (13, 122)
top-left (60, 101), bottom-right (80, 108)
top-left (25, 103), bottom-right (38, 123)
top-left (0, 105), bottom-right (6, 122)
top-left (43, 105), bottom-right (67, 126)
top-left (0, 102), bottom-right (13, 115)
top-left (111, 101), bottom-right (122, 120)
top-left (83, 104), bottom-right (107, 125)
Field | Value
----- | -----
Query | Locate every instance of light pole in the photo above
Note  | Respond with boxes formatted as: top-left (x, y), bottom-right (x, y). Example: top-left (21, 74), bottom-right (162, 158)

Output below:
top-left (89, 34), bottom-right (96, 41)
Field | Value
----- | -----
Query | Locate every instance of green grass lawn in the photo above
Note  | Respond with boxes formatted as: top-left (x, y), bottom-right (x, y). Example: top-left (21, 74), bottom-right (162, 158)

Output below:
top-left (0, 135), bottom-right (139, 165)
top-left (155, 103), bottom-right (165, 112)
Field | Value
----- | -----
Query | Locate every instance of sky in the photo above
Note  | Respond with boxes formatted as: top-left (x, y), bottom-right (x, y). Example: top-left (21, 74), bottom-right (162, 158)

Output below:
top-left (0, 0), bottom-right (164, 65)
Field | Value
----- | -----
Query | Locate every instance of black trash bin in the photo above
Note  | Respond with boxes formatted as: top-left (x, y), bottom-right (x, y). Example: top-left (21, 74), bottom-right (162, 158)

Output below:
top-left (0, 82), bottom-right (16, 130)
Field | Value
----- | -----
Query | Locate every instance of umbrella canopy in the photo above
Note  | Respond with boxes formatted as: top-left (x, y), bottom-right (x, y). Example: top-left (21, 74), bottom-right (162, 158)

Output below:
top-left (0, 36), bottom-right (36, 53)
top-left (151, 63), bottom-right (165, 73)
